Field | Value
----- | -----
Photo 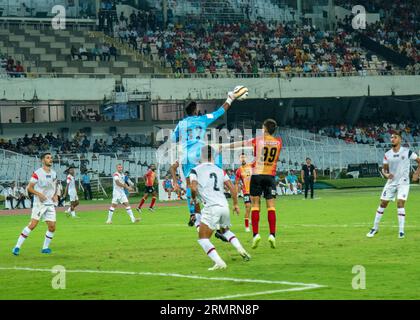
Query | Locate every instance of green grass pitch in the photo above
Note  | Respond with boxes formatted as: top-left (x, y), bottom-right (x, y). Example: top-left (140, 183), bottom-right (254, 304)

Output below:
top-left (1, 187), bottom-right (420, 300)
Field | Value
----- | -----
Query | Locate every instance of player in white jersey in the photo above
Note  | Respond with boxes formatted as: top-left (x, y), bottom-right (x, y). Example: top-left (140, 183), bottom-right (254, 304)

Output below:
top-left (63, 166), bottom-right (80, 218)
top-left (190, 145), bottom-right (251, 270)
top-left (367, 131), bottom-right (420, 239)
top-left (106, 164), bottom-right (140, 224)
top-left (12, 153), bottom-right (58, 255)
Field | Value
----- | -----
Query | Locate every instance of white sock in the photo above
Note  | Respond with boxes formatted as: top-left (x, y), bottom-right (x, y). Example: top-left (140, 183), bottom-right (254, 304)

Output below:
top-left (373, 206), bottom-right (385, 230)
top-left (126, 206), bottom-right (135, 222)
top-left (194, 213), bottom-right (201, 228)
top-left (66, 207), bottom-right (71, 213)
top-left (223, 230), bottom-right (244, 252)
top-left (198, 238), bottom-right (225, 265)
top-left (16, 226), bottom-right (31, 248)
top-left (42, 231), bottom-right (54, 249)
top-left (398, 208), bottom-right (406, 233)
top-left (71, 211), bottom-right (76, 217)
top-left (107, 207), bottom-right (114, 221)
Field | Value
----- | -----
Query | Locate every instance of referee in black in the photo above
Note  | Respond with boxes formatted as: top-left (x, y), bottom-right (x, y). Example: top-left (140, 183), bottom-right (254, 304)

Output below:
top-left (301, 157), bottom-right (317, 199)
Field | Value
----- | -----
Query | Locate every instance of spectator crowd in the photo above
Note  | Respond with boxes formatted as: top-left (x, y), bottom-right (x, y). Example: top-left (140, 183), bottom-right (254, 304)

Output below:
top-left (0, 132), bottom-right (152, 156)
top-left (111, 15), bottom-right (379, 76)
top-left (337, 0), bottom-right (419, 71)
top-left (0, 53), bottom-right (26, 78)
top-left (317, 121), bottom-right (420, 145)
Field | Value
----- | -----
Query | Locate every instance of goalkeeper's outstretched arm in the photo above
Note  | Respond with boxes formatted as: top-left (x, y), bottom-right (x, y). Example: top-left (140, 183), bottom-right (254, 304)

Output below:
top-left (222, 86), bottom-right (246, 112)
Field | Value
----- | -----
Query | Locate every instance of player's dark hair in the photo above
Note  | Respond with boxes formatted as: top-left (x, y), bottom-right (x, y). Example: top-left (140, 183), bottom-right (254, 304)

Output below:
top-left (40, 152), bottom-right (51, 160)
top-left (263, 119), bottom-right (277, 135)
top-left (392, 130), bottom-right (402, 138)
top-left (185, 101), bottom-right (197, 116)
top-left (203, 145), bottom-right (215, 162)
top-left (306, 157), bottom-right (311, 161)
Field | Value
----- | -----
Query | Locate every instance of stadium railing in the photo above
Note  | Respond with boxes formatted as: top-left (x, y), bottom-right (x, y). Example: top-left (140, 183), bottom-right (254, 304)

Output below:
top-left (0, 16), bottom-right (97, 30)
top-left (10, 69), bottom-right (419, 80)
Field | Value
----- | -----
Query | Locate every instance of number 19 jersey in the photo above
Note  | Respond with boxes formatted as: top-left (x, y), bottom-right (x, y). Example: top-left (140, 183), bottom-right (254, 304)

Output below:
top-left (189, 162), bottom-right (229, 208)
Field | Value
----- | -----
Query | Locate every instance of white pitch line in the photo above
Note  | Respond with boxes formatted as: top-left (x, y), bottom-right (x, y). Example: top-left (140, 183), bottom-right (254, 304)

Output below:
top-left (201, 286), bottom-right (321, 300)
top-left (0, 266), bottom-right (326, 299)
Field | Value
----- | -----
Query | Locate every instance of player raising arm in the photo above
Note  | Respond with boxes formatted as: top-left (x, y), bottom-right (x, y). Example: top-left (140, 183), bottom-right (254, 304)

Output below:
top-left (12, 153), bottom-right (58, 255)
top-left (367, 131), bottom-right (420, 239)
top-left (190, 145), bottom-right (251, 270)
top-left (170, 86), bottom-right (247, 230)
top-left (220, 119), bottom-right (282, 249)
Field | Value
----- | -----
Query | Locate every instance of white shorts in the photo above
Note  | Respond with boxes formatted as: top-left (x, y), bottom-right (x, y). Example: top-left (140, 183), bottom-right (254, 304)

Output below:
top-left (380, 183), bottom-right (410, 201)
top-left (112, 193), bottom-right (129, 205)
top-left (31, 204), bottom-right (56, 222)
top-left (200, 205), bottom-right (231, 231)
top-left (69, 192), bottom-right (78, 202)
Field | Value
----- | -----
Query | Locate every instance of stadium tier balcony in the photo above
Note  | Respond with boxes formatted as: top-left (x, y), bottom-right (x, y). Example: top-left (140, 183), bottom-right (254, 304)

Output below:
top-left (335, 0), bottom-right (419, 66)
top-left (0, 26), bottom-right (160, 77)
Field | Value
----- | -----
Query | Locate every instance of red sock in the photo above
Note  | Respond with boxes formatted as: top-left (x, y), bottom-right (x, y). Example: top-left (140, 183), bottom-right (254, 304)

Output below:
top-left (138, 198), bottom-right (145, 209)
top-left (245, 218), bottom-right (249, 228)
top-left (251, 208), bottom-right (260, 236)
top-left (268, 207), bottom-right (276, 236)
top-left (150, 197), bottom-right (156, 208)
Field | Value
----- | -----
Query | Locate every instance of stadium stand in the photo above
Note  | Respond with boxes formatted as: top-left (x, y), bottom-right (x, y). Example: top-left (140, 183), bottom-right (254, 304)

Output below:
top-left (1, 1), bottom-right (416, 78)
top-left (109, 18), bottom-right (397, 76)
top-left (0, 132), bottom-right (153, 156)
top-left (317, 122), bottom-right (420, 147)
top-left (336, 0), bottom-right (419, 67)
top-left (0, 26), bottom-right (158, 76)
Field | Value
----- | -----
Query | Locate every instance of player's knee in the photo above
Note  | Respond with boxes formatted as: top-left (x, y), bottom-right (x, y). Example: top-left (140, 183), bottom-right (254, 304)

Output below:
top-left (220, 227), bottom-right (228, 234)
top-left (28, 222), bottom-right (37, 230)
top-left (380, 200), bottom-right (389, 208)
top-left (48, 225), bottom-right (56, 232)
top-left (397, 200), bottom-right (405, 208)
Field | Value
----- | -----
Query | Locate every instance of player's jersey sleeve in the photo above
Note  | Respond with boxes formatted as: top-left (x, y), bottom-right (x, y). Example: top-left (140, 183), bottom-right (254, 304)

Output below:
top-left (189, 169), bottom-right (198, 182)
top-left (171, 123), bottom-right (180, 142)
top-left (201, 106), bottom-right (225, 126)
top-left (29, 171), bottom-right (39, 184)
top-left (66, 175), bottom-right (71, 185)
top-left (383, 153), bottom-right (389, 165)
top-left (409, 150), bottom-right (418, 160)
top-left (223, 170), bottom-right (230, 182)
top-left (235, 168), bottom-right (242, 182)
top-left (248, 138), bottom-right (256, 147)
top-left (113, 173), bottom-right (120, 182)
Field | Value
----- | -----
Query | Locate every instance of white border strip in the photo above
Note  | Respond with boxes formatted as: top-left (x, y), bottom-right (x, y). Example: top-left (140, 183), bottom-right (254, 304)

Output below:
top-left (0, 266), bottom-right (326, 299)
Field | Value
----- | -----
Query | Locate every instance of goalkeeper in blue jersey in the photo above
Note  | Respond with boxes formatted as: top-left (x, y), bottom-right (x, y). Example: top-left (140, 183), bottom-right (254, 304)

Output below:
top-left (170, 87), bottom-right (246, 232)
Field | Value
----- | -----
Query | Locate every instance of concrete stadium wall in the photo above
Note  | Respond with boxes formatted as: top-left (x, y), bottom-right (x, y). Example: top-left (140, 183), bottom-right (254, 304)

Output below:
top-left (0, 78), bottom-right (115, 101)
top-left (125, 75), bottom-right (420, 100)
top-left (1, 76), bottom-right (419, 101)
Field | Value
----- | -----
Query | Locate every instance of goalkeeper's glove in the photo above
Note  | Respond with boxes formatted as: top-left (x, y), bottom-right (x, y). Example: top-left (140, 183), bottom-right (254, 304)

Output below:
top-left (225, 86), bottom-right (247, 105)
top-left (225, 91), bottom-right (236, 105)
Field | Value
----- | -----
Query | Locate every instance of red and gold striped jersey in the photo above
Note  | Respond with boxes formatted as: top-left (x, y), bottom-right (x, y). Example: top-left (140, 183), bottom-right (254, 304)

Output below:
top-left (235, 164), bottom-right (253, 194)
top-left (145, 169), bottom-right (156, 187)
top-left (251, 135), bottom-right (282, 176)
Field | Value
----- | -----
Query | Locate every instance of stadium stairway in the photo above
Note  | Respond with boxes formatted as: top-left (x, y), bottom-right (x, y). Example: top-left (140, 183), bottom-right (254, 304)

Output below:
top-left (0, 27), bottom-right (169, 77)
top-left (89, 31), bottom-right (172, 75)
